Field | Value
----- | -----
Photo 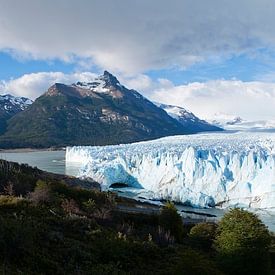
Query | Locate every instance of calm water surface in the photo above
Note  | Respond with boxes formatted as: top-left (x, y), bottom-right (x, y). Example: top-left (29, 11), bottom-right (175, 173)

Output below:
top-left (0, 150), bottom-right (81, 176)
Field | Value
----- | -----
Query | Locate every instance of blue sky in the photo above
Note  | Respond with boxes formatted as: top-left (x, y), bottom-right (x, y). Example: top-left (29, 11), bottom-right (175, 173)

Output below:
top-left (2, 49), bottom-right (275, 84)
top-left (0, 52), bottom-right (75, 80)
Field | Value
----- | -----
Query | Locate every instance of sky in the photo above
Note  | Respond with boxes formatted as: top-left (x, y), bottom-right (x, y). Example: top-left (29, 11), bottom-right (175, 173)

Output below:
top-left (1, 0), bottom-right (275, 120)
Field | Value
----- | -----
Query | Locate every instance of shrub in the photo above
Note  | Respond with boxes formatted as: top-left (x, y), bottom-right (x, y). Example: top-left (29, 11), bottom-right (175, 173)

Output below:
top-left (215, 208), bottom-right (271, 275)
top-left (61, 198), bottom-right (80, 216)
top-left (28, 180), bottom-right (51, 205)
top-left (159, 202), bottom-right (184, 242)
top-left (171, 249), bottom-right (222, 275)
top-left (155, 226), bottom-right (175, 246)
top-left (189, 222), bottom-right (217, 250)
top-left (3, 182), bottom-right (14, 196)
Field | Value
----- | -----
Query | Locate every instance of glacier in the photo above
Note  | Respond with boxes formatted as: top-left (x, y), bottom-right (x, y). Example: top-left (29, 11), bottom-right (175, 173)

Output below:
top-left (66, 132), bottom-right (275, 210)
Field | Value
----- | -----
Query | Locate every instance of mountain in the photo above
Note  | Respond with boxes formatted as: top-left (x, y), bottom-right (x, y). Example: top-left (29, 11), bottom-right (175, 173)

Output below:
top-left (155, 103), bottom-right (222, 132)
top-left (0, 71), bottom-right (195, 148)
top-left (208, 113), bottom-right (275, 131)
top-left (0, 94), bottom-right (32, 134)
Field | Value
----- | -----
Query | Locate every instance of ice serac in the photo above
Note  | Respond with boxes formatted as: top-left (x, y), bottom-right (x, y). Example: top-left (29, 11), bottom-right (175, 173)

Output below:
top-left (66, 132), bottom-right (275, 209)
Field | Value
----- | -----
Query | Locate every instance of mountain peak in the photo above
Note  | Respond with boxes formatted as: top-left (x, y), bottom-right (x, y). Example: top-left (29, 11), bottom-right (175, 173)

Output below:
top-left (73, 71), bottom-right (121, 93)
top-left (99, 71), bottom-right (120, 86)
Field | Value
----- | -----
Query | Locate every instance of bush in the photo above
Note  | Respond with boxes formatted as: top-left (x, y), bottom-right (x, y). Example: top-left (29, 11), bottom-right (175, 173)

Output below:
top-left (159, 202), bottom-right (184, 242)
top-left (215, 208), bottom-right (271, 275)
top-left (28, 180), bottom-right (52, 205)
top-left (171, 249), bottom-right (222, 275)
top-left (189, 222), bottom-right (217, 250)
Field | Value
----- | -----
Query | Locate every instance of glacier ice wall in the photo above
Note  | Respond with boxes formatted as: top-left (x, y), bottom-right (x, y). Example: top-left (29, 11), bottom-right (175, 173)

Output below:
top-left (66, 132), bottom-right (275, 209)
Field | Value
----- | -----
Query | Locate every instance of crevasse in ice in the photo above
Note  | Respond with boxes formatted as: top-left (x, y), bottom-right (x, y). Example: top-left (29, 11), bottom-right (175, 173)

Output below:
top-left (66, 132), bottom-right (275, 209)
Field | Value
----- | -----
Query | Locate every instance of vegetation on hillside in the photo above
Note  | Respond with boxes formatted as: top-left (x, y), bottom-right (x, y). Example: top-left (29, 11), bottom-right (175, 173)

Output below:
top-left (0, 159), bottom-right (273, 274)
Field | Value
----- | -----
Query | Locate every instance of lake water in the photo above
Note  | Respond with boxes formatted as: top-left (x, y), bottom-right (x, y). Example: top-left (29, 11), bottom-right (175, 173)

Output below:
top-left (0, 150), bottom-right (81, 176)
top-left (0, 149), bottom-right (274, 232)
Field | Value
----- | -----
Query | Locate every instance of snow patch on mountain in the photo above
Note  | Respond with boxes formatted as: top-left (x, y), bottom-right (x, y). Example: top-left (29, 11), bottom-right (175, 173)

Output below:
top-left (0, 94), bottom-right (33, 112)
top-left (155, 102), bottom-right (222, 132)
top-left (154, 102), bottom-right (196, 121)
top-left (73, 71), bottom-right (123, 95)
top-left (66, 132), bottom-right (275, 210)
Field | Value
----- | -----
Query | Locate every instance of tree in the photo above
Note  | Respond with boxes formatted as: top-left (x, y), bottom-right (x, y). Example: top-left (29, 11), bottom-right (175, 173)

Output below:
top-left (159, 202), bottom-right (184, 242)
top-left (189, 222), bottom-right (217, 250)
top-left (215, 208), bottom-right (271, 275)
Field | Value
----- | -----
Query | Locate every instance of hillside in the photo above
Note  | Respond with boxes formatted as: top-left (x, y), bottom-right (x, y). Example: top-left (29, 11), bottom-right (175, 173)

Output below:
top-left (0, 72), bottom-right (222, 148)
top-left (0, 159), bottom-right (273, 274)
top-left (0, 72), bottom-right (191, 148)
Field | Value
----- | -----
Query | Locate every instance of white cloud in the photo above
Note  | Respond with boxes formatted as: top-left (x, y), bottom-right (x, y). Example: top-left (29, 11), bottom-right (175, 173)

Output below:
top-left (148, 80), bottom-right (275, 120)
top-left (1, 71), bottom-right (275, 121)
top-left (1, 0), bottom-right (275, 73)
top-left (0, 71), bottom-right (97, 99)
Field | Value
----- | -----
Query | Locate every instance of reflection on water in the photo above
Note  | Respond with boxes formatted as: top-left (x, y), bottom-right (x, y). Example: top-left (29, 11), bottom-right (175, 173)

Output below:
top-left (0, 150), bottom-right (274, 232)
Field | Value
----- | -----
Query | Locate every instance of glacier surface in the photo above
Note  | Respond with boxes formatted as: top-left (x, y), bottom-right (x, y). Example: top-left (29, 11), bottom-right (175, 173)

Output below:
top-left (66, 132), bottom-right (275, 209)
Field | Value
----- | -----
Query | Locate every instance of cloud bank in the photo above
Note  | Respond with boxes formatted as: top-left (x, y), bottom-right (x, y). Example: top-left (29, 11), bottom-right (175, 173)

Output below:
top-left (1, 0), bottom-right (275, 73)
top-left (148, 80), bottom-right (275, 120)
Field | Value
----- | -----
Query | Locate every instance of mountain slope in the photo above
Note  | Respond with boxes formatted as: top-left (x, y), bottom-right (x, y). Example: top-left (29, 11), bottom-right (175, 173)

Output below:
top-left (0, 72), bottom-right (191, 148)
top-left (156, 103), bottom-right (222, 132)
top-left (0, 94), bottom-right (32, 134)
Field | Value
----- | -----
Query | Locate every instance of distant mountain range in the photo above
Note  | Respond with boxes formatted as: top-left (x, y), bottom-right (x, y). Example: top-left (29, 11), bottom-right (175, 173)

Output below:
top-left (207, 113), bottom-right (275, 131)
top-left (0, 71), bottom-right (222, 148)
top-left (0, 94), bottom-right (32, 134)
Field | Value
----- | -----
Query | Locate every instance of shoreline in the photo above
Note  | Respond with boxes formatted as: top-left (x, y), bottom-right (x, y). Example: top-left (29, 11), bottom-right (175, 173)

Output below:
top-left (0, 147), bottom-right (65, 153)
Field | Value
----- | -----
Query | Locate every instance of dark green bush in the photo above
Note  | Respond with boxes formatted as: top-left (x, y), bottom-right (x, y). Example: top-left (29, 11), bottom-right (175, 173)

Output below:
top-left (159, 202), bottom-right (184, 243)
top-left (215, 208), bottom-right (271, 275)
top-left (189, 222), bottom-right (217, 250)
top-left (171, 249), bottom-right (222, 275)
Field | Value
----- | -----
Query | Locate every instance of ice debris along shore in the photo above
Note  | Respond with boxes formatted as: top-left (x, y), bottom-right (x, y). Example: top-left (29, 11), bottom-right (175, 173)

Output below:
top-left (66, 132), bottom-right (275, 209)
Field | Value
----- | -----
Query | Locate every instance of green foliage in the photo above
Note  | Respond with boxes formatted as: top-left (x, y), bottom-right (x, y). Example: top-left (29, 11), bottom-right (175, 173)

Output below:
top-left (83, 198), bottom-right (96, 213)
top-left (171, 249), bottom-right (223, 275)
top-left (0, 216), bottom-right (36, 268)
top-left (215, 208), bottom-right (271, 275)
top-left (0, 160), bottom-right (273, 274)
top-left (189, 222), bottom-right (217, 250)
top-left (159, 202), bottom-right (184, 242)
top-left (35, 179), bottom-right (48, 189)
top-left (0, 160), bottom-right (39, 195)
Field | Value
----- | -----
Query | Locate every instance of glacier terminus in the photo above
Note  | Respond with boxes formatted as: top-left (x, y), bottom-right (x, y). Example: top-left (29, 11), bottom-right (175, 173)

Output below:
top-left (66, 132), bottom-right (275, 210)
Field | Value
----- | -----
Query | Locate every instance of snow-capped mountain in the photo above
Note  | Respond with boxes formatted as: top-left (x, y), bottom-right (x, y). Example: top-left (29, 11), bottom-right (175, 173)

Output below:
top-left (66, 132), bottom-right (275, 210)
top-left (208, 113), bottom-right (275, 131)
top-left (0, 71), bottom-right (196, 148)
top-left (0, 94), bottom-right (32, 113)
top-left (0, 71), bottom-right (223, 148)
top-left (156, 103), bottom-right (222, 132)
top-left (0, 94), bottom-right (33, 133)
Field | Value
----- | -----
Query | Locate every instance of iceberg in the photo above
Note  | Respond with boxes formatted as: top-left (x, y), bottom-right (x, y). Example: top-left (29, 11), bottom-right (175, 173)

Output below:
top-left (66, 132), bottom-right (275, 209)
